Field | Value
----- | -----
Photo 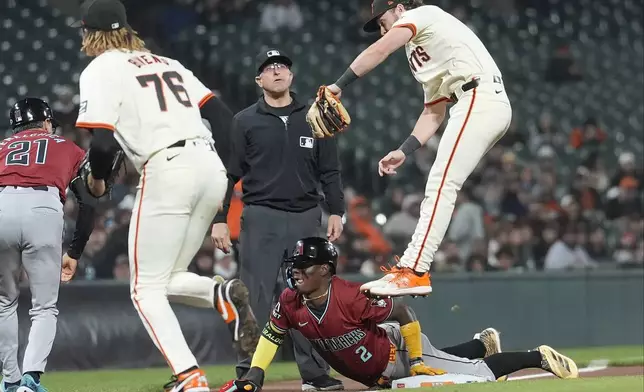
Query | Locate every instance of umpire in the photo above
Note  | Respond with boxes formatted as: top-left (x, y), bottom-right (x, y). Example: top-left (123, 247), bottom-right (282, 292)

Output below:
top-left (211, 49), bottom-right (345, 391)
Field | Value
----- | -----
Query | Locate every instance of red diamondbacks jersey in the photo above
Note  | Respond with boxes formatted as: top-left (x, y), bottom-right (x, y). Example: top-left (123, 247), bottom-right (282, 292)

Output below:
top-left (0, 131), bottom-right (86, 202)
top-left (270, 276), bottom-right (395, 387)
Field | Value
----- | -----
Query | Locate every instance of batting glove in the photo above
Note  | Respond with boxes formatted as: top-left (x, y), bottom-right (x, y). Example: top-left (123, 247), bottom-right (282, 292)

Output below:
top-left (410, 358), bottom-right (447, 376)
top-left (218, 379), bottom-right (262, 392)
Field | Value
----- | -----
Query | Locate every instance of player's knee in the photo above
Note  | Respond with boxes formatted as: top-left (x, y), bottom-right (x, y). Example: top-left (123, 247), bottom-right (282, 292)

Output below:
top-left (28, 303), bottom-right (58, 318)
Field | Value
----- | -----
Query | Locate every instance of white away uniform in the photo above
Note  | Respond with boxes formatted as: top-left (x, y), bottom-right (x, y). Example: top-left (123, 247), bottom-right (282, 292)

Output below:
top-left (394, 6), bottom-right (512, 272)
top-left (76, 49), bottom-right (227, 374)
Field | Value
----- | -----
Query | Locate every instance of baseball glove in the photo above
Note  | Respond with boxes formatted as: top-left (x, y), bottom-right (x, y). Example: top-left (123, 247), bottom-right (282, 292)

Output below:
top-left (79, 149), bottom-right (126, 198)
top-left (306, 86), bottom-right (351, 139)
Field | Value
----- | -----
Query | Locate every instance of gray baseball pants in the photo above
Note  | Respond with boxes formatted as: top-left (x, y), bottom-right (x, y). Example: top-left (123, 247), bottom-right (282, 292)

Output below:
top-left (0, 186), bottom-right (63, 383)
top-left (236, 204), bottom-right (330, 381)
top-left (379, 323), bottom-right (496, 381)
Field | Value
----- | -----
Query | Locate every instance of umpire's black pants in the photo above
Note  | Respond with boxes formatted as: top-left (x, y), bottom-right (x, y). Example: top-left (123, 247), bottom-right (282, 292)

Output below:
top-left (235, 204), bottom-right (329, 380)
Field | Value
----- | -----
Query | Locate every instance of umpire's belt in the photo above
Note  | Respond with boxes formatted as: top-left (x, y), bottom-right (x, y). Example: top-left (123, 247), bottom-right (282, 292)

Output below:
top-left (450, 78), bottom-right (480, 103)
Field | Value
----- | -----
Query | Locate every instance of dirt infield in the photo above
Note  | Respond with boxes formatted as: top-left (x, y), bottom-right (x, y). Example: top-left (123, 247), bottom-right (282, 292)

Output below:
top-left (261, 366), bottom-right (643, 391)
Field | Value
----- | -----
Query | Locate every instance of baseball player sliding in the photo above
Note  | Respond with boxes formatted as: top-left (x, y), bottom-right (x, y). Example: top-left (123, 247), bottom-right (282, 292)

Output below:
top-left (0, 98), bottom-right (99, 392)
top-left (307, 0), bottom-right (512, 297)
top-left (70, 1), bottom-right (259, 391)
top-left (218, 237), bottom-right (578, 391)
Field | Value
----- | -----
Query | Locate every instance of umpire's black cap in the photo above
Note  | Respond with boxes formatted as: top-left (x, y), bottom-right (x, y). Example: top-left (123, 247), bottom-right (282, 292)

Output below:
top-left (9, 98), bottom-right (59, 131)
top-left (363, 0), bottom-right (413, 33)
top-left (70, 0), bottom-right (130, 31)
top-left (255, 49), bottom-right (293, 75)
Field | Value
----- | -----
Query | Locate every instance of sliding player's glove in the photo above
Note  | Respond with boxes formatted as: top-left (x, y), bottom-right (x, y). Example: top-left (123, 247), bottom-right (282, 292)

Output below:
top-left (79, 149), bottom-right (125, 198)
top-left (218, 367), bottom-right (264, 392)
top-left (410, 358), bottom-right (447, 376)
top-left (306, 85), bottom-right (351, 139)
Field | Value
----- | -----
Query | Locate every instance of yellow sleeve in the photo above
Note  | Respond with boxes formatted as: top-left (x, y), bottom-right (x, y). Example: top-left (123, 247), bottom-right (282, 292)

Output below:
top-left (400, 321), bottom-right (423, 360)
top-left (250, 322), bottom-right (285, 371)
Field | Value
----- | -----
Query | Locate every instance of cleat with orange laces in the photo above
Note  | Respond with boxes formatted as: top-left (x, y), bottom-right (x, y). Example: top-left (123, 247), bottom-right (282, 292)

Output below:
top-left (164, 368), bottom-right (210, 392)
top-left (360, 262), bottom-right (402, 292)
top-left (366, 267), bottom-right (432, 298)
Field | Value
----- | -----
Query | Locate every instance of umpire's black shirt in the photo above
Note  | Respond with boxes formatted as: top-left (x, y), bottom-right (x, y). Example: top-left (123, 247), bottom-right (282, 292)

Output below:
top-left (214, 93), bottom-right (344, 222)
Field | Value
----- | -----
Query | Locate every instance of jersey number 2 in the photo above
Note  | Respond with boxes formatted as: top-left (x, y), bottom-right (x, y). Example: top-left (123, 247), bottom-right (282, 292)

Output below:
top-left (355, 345), bottom-right (372, 363)
top-left (137, 71), bottom-right (192, 112)
top-left (5, 139), bottom-right (48, 166)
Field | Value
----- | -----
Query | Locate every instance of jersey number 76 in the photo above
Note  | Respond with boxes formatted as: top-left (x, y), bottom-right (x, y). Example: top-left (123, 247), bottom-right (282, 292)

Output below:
top-left (137, 71), bottom-right (192, 112)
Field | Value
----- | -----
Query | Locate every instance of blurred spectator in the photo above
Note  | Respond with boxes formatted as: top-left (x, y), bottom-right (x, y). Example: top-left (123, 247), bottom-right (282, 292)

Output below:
top-left (605, 177), bottom-right (642, 220)
top-left (465, 240), bottom-right (490, 273)
top-left (259, 0), bottom-right (303, 32)
top-left (544, 224), bottom-right (597, 270)
top-left (545, 44), bottom-right (583, 83)
top-left (569, 117), bottom-right (606, 151)
top-left (347, 196), bottom-right (392, 258)
top-left (494, 245), bottom-right (517, 271)
top-left (497, 118), bottom-right (527, 149)
top-left (112, 254), bottom-right (130, 282)
top-left (611, 152), bottom-right (642, 190)
top-left (214, 248), bottom-right (238, 279)
top-left (587, 226), bottom-right (610, 262)
top-left (448, 187), bottom-right (485, 261)
top-left (528, 112), bottom-right (564, 155)
top-left (383, 193), bottom-right (422, 254)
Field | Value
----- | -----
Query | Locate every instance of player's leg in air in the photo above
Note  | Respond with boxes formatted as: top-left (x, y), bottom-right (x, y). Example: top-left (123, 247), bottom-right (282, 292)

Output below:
top-left (363, 91), bottom-right (512, 298)
top-left (0, 187), bottom-right (65, 392)
top-left (381, 323), bottom-right (578, 383)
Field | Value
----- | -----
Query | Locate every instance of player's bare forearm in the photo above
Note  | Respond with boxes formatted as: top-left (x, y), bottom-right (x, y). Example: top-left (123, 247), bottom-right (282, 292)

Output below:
top-left (350, 28), bottom-right (412, 77)
top-left (386, 299), bottom-right (417, 326)
top-left (411, 102), bottom-right (447, 145)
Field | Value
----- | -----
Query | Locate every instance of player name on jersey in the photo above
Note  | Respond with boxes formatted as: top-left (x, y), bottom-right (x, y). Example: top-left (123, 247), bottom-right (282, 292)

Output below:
top-left (127, 53), bottom-right (170, 68)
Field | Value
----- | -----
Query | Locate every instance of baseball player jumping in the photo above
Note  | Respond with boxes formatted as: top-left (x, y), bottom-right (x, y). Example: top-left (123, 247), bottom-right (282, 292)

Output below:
top-left (71, 1), bottom-right (258, 391)
top-left (0, 98), bottom-right (99, 392)
top-left (218, 237), bottom-right (578, 391)
top-left (312, 0), bottom-right (512, 297)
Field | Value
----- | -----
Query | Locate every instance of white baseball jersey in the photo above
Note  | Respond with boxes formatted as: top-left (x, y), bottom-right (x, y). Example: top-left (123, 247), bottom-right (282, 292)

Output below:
top-left (76, 49), bottom-right (216, 172)
top-left (392, 5), bottom-right (502, 105)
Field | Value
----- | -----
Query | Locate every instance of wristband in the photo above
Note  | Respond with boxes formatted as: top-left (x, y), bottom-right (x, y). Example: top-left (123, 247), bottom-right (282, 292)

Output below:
top-left (399, 135), bottom-right (422, 156)
top-left (334, 68), bottom-right (359, 90)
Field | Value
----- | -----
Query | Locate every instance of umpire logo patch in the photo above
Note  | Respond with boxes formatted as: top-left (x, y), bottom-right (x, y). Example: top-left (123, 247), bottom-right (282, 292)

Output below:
top-left (299, 136), bottom-right (314, 149)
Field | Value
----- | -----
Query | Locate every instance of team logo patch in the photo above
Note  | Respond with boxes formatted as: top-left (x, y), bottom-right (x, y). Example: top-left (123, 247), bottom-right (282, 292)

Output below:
top-left (371, 299), bottom-right (388, 308)
top-left (299, 136), bottom-right (314, 149)
top-left (267, 50), bottom-right (281, 57)
top-left (79, 100), bottom-right (87, 114)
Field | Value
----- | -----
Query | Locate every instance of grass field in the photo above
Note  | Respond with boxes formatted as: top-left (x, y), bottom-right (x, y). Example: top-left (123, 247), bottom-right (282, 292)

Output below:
top-left (35, 345), bottom-right (644, 392)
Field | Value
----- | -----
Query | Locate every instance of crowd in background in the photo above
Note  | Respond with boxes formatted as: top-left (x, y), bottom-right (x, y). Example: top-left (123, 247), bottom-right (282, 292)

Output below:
top-left (26, 0), bottom-right (643, 281)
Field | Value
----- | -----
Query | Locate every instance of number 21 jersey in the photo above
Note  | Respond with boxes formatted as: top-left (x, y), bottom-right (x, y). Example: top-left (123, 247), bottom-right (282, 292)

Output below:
top-left (75, 49), bottom-right (216, 172)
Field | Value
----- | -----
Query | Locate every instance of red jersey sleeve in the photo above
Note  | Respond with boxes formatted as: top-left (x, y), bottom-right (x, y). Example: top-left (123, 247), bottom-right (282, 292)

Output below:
top-left (356, 293), bottom-right (394, 324)
top-left (270, 289), bottom-right (295, 333)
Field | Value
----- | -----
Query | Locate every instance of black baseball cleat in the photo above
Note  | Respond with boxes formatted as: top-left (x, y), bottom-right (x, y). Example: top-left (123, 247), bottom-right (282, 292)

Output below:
top-left (215, 279), bottom-right (261, 355)
top-left (302, 375), bottom-right (344, 391)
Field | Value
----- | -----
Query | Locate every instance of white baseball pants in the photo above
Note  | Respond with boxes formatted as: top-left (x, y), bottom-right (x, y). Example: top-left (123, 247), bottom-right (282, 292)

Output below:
top-left (128, 139), bottom-right (227, 375)
top-left (398, 80), bottom-right (512, 273)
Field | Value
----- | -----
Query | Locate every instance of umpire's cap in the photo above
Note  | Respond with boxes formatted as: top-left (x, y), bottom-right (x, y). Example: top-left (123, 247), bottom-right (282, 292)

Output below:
top-left (9, 98), bottom-right (59, 130)
top-left (70, 0), bottom-right (130, 31)
top-left (363, 0), bottom-right (413, 33)
top-left (255, 49), bottom-right (293, 75)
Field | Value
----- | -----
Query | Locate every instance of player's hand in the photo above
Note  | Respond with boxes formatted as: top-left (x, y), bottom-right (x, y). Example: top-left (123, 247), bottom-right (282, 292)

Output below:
top-left (378, 150), bottom-right (406, 176)
top-left (327, 214), bottom-right (344, 242)
top-left (327, 84), bottom-right (342, 98)
top-left (61, 253), bottom-right (78, 282)
top-left (87, 174), bottom-right (106, 197)
top-left (211, 223), bottom-right (232, 254)
top-left (410, 360), bottom-right (447, 376)
top-left (218, 379), bottom-right (261, 392)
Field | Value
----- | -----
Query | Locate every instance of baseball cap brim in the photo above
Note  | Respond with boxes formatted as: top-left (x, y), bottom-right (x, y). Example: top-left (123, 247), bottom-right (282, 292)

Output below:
top-left (363, 11), bottom-right (387, 33)
top-left (257, 55), bottom-right (293, 74)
